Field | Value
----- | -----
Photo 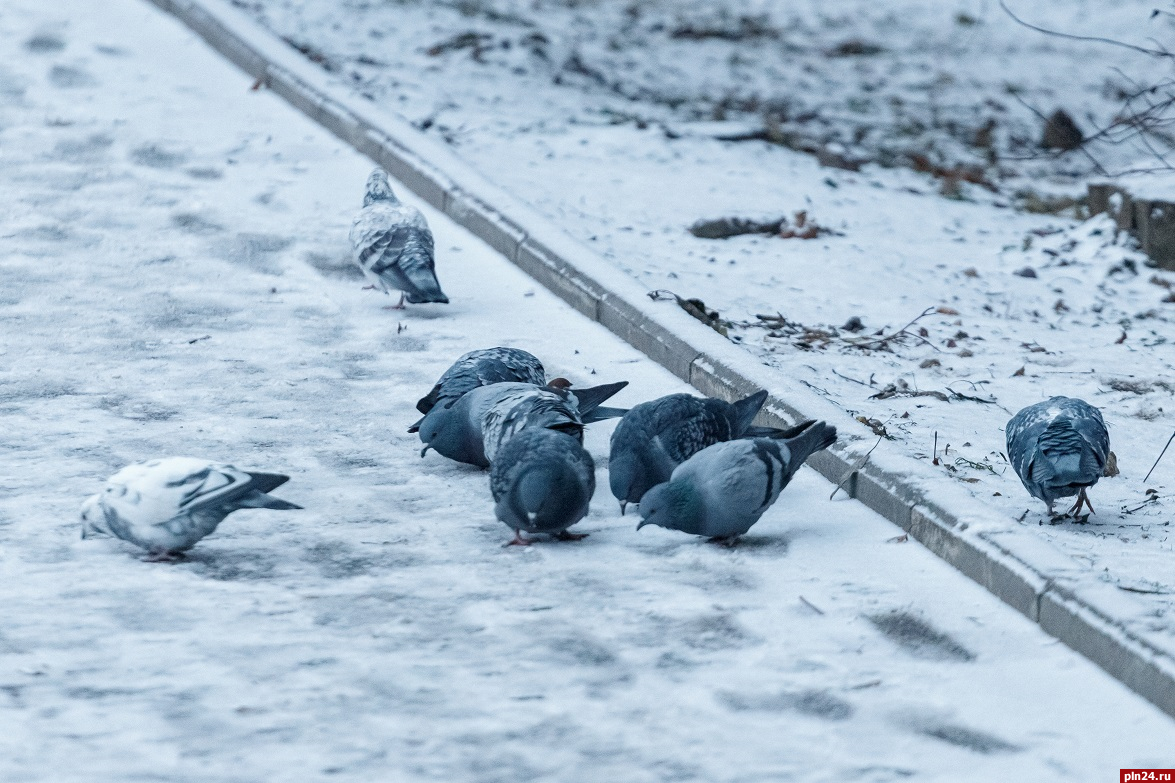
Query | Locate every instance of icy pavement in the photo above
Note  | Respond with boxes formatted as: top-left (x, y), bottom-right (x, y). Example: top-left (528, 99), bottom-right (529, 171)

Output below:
top-left (0, 1), bottom-right (1173, 780)
top-left (234, 0), bottom-right (1175, 634)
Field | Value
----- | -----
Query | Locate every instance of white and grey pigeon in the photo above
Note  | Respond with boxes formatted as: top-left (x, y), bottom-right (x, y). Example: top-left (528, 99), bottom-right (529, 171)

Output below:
top-left (1006, 396), bottom-right (1110, 516)
top-left (80, 457), bottom-right (301, 559)
top-left (409, 347), bottom-right (548, 433)
top-left (349, 168), bottom-right (448, 307)
top-left (490, 428), bottom-right (595, 546)
top-left (418, 380), bottom-right (628, 468)
top-left (609, 390), bottom-right (814, 512)
top-left (637, 421), bottom-right (837, 545)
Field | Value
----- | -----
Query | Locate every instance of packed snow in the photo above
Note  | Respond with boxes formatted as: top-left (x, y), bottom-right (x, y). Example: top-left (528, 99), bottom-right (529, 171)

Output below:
top-left (235, 0), bottom-right (1175, 636)
top-left (1, 0), bottom-right (1174, 780)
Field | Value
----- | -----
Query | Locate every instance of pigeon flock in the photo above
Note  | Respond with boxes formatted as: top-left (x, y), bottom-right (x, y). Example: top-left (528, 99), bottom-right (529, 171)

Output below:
top-left (79, 169), bottom-right (1115, 558)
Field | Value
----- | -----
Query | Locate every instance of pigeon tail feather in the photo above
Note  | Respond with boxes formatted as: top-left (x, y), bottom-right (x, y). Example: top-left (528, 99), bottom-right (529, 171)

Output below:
top-left (571, 381), bottom-right (628, 417)
top-left (1036, 420), bottom-right (1103, 487)
top-left (582, 405), bottom-right (628, 423)
top-left (745, 419), bottom-right (816, 440)
top-left (729, 390), bottom-right (769, 436)
top-left (781, 420), bottom-right (838, 467)
top-left (398, 249), bottom-right (449, 304)
top-left (235, 490), bottom-right (302, 511)
top-left (245, 471), bottom-right (291, 495)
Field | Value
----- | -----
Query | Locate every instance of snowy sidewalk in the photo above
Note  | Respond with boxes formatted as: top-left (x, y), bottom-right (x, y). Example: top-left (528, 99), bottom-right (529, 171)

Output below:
top-left (234, 0), bottom-right (1175, 642)
top-left (0, 1), bottom-right (1172, 781)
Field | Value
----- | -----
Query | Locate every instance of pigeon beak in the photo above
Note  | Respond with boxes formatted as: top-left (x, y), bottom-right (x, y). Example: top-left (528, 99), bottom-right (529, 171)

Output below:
top-left (636, 519), bottom-right (649, 531)
top-left (619, 500), bottom-right (627, 515)
top-left (420, 446), bottom-right (431, 458)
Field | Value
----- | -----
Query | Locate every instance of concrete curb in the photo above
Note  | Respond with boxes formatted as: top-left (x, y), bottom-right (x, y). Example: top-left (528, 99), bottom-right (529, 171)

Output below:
top-left (147, 0), bottom-right (1175, 719)
top-left (1088, 183), bottom-right (1175, 270)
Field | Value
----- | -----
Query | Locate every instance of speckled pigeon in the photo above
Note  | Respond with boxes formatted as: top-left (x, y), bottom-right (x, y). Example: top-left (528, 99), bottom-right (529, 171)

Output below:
top-left (637, 421), bottom-right (837, 544)
top-left (80, 457), bottom-right (301, 559)
top-left (349, 169), bottom-right (448, 307)
top-left (491, 427), bottom-right (595, 546)
top-left (418, 380), bottom-right (627, 468)
top-left (1006, 396), bottom-right (1110, 516)
top-left (609, 390), bottom-right (811, 512)
top-left (409, 347), bottom-right (547, 433)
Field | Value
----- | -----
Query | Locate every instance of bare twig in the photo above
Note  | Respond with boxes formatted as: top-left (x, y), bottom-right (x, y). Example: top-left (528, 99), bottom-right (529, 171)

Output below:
top-left (999, 0), bottom-right (1173, 58)
top-left (1143, 429), bottom-right (1175, 482)
top-left (996, 7), bottom-right (1175, 174)
top-left (1005, 90), bottom-right (1111, 175)
top-left (798, 596), bottom-right (825, 615)
top-left (1117, 584), bottom-right (1172, 595)
top-left (830, 435), bottom-right (884, 500)
top-left (832, 369), bottom-right (871, 387)
top-left (1123, 493), bottom-right (1161, 514)
top-left (844, 307), bottom-right (941, 352)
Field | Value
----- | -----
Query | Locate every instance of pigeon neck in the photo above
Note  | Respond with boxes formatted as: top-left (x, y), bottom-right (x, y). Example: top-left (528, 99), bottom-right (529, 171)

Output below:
top-left (665, 481), bottom-right (704, 531)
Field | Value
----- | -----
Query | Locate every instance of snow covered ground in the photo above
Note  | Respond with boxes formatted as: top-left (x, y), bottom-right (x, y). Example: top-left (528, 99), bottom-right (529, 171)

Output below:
top-left (2, 0), bottom-right (1174, 779)
top-left (241, 0), bottom-right (1175, 183)
top-left (234, 0), bottom-right (1175, 635)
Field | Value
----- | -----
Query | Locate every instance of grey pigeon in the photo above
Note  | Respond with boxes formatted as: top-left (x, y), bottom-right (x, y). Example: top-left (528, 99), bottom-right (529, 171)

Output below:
top-left (1006, 396), bottom-right (1110, 516)
top-left (349, 169), bottom-right (448, 307)
top-left (80, 457), bottom-right (301, 559)
top-left (637, 421), bottom-right (837, 544)
top-left (418, 380), bottom-right (627, 468)
top-left (609, 390), bottom-right (812, 512)
top-left (409, 347), bottom-right (547, 433)
top-left (490, 428), bottom-right (595, 546)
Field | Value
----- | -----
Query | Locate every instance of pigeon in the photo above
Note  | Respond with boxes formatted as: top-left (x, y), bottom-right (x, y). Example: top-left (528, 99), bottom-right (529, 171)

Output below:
top-left (1006, 396), bottom-right (1110, 516)
top-left (490, 427), bottom-right (595, 546)
top-left (349, 168), bottom-right (448, 307)
top-left (418, 380), bottom-right (628, 468)
top-left (609, 390), bottom-right (813, 512)
top-left (637, 421), bottom-right (837, 544)
top-left (80, 457), bottom-right (301, 559)
top-left (409, 347), bottom-right (547, 433)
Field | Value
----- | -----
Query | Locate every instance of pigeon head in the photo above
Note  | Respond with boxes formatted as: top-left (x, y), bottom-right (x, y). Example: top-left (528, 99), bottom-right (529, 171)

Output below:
top-left (417, 405), bottom-right (451, 453)
top-left (608, 447), bottom-right (649, 511)
top-left (79, 495), bottom-right (110, 539)
top-left (514, 464), bottom-right (587, 529)
top-left (636, 479), bottom-right (703, 533)
top-left (416, 403), bottom-right (471, 461)
top-left (363, 168), bottom-right (398, 206)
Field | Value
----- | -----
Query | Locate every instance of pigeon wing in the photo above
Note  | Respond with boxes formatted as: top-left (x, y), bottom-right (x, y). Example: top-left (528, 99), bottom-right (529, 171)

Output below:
top-left (417, 348), bottom-right (546, 415)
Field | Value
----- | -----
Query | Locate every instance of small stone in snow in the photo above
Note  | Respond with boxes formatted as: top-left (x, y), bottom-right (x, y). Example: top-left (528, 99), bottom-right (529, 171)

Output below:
top-left (1014, 267), bottom-right (1037, 278)
top-left (1041, 109), bottom-right (1083, 151)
